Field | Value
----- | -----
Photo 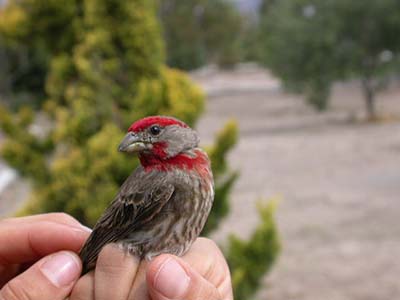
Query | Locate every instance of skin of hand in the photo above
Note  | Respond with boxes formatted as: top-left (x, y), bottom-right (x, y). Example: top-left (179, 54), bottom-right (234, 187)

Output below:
top-left (70, 237), bottom-right (233, 300)
top-left (0, 213), bottom-right (91, 300)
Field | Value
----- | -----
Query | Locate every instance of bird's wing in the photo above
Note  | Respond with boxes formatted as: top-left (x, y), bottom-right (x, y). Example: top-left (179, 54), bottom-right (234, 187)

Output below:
top-left (80, 170), bottom-right (175, 273)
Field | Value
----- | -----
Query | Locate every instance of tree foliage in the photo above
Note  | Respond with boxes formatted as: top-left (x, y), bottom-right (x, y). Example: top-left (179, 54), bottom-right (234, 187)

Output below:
top-left (203, 120), bottom-right (239, 235)
top-left (159, 0), bottom-right (244, 70)
top-left (259, 0), bottom-right (400, 117)
top-left (228, 200), bottom-right (280, 300)
top-left (0, 0), bottom-right (82, 107)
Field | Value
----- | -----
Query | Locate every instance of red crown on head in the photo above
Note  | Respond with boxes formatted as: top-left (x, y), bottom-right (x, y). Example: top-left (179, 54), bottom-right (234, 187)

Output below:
top-left (128, 116), bottom-right (189, 133)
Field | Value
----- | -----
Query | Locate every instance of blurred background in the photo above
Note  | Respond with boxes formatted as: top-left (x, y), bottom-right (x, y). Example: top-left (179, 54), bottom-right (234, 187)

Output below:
top-left (0, 0), bottom-right (399, 299)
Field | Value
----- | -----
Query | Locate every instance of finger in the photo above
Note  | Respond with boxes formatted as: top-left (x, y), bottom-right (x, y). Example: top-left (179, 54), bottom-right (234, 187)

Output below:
top-left (181, 238), bottom-right (233, 299)
top-left (0, 251), bottom-right (81, 300)
top-left (0, 264), bottom-right (19, 287)
top-left (1, 213), bottom-right (91, 230)
top-left (0, 221), bottom-right (90, 265)
top-left (147, 254), bottom-right (221, 300)
top-left (70, 272), bottom-right (95, 300)
top-left (94, 244), bottom-right (140, 300)
top-left (127, 260), bottom-right (149, 300)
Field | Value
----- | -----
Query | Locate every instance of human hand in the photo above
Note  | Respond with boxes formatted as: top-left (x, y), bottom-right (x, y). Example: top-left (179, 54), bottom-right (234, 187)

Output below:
top-left (71, 237), bottom-right (233, 300)
top-left (0, 213), bottom-right (91, 300)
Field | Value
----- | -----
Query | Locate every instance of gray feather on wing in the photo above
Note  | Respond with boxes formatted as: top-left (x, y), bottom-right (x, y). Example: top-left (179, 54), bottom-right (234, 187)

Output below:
top-left (79, 170), bottom-right (175, 274)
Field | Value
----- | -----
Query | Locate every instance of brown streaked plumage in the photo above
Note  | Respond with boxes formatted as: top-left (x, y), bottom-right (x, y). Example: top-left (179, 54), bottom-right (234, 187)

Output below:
top-left (79, 116), bottom-right (214, 274)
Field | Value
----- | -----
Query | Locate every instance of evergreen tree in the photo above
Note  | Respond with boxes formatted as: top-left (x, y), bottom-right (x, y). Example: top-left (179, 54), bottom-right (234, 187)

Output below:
top-left (0, 0), bottom-right (82, 107)
top-left (228, 201), bottom-right (280, 300)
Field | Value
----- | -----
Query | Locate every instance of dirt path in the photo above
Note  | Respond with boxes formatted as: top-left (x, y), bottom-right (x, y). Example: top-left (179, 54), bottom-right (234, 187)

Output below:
top-left (192, 65), bottom-right (400, 300)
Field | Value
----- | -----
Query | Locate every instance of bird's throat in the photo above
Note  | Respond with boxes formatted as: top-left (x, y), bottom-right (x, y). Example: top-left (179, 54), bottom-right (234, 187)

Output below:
top-left (139, 150), bottom-right (210, 175)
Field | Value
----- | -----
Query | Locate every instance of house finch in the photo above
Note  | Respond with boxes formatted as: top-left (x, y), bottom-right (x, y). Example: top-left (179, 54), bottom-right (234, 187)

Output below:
top-left (79, 116), bottom-right (214, 274)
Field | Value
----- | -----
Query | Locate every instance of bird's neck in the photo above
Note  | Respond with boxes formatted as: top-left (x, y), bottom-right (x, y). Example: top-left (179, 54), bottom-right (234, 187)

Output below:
top-left (139, 149), bottom-right (210, 175)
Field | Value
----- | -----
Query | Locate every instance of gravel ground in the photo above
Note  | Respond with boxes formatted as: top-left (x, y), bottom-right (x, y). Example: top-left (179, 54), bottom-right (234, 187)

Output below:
top-left (0, 132), bottom-right (30, 217)
top-left (192, 65), bottom-right (400, 300)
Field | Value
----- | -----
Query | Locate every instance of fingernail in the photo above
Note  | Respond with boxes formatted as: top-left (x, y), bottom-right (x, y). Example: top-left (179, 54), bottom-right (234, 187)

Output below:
top-left (40, 251), bottom-right (81, 287)
top-left (154, 258), bottom-right (190, 299)
top-left (68, 224), bottom-right (92, 233)
top-left (79, 224), bottom-right (92, 233)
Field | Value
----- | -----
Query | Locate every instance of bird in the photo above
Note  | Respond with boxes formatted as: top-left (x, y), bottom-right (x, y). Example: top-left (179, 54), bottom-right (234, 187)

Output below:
top-left (79, 116), bottom-right (214, 274)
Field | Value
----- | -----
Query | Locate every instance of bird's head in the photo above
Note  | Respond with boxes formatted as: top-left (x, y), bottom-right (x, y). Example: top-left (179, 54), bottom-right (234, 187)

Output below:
top-left (118, 116), bottom-right (199, 161)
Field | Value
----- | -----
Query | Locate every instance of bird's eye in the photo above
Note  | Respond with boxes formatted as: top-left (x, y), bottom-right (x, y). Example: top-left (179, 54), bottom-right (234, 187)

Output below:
top-left (149, 125), bottom-right (161, 136)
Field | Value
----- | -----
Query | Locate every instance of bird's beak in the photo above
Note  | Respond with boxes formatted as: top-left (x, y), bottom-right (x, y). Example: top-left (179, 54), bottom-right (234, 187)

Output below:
top-left (118, 133), bottom-right (147, 153)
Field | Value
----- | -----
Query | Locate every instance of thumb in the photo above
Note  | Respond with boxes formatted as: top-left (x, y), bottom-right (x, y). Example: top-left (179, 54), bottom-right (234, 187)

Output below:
top-left (147, 255), bottom-right (221, 300)
top-left (0, 251), bottom-right (81, 300)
